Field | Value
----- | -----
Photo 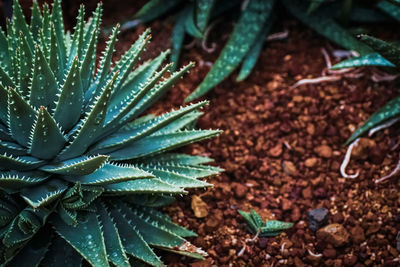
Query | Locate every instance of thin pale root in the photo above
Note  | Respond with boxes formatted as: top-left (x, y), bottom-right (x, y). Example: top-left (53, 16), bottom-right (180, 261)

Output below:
top-left (375, 154), bottom-right (400, 183)
top-left (340, 138), bottom-right (360, 179)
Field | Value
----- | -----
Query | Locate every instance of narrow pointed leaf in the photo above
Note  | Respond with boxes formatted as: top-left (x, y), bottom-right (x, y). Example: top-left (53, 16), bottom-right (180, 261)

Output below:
top-left (0, 141), bottom-right (25, 156)
top-left (184, 4), bottom-right (203, 39)
top-left (51, 0), bottom-right (66, 67)
top-left (346, 96), bottom-right (400, 144)
top-left (135, 205), bottom-right (197, 237)
top-left (28, 106), bottom-right (67, 160)
top-left (0, 171), bottom-right (49, 191)
top-left (262, 220), bottom-right (293, 233)
top-left (195, 0), bottom-right (215, 33)
top-left (117, 201), bottom-right (184, 248)
top-left (377, 0), bottom-right (400, 22)
top-left (52, 211), bottom-right (109, 267)
top-left (331, 53), bottom-right (396, 69)
top-left (0, 29), bottom-right (11, 70)
top-left (0, 84), bottom-right (8, 124)
top-left (0, 154), bottom-right (44, 171)
top-left (158, 163), bottom-right (221, 178)
top-left (108, 208), bottom-right (163, 267)
top-left (12, 0), bottom-right (35, 51)
top-left (21, 179), bottom-right (68, 208)
top-left (8, 88), bottom-right (37, 147)
top-left (96, 201), bottom-right (130, 267)
top-left (138, 153), bottom-right (214, 166)
top-left (358, 34), bottom-right (400, 67)
top-left (69, 163), bottom-right (154, 185)
top-left (142, 166), bottom-right (212, 188)
top-left (53, 57), bottom-right (83, 132)
top-left (17, 33), bottom-right (33, 97)
top-left (29, 45), bottom-right (59, 110)
top-left (103, 178), bottom-right (185, 194)
top-left (186, 0), bottom-right (274, 101)
top-left (94, 24), bottom-right (120, 90)
top-left (237, 19), bottom-right (273, 81)
top-left (171, 10), bottom-right (187, 71)
top-left (282, 0), bottom-right (373, 56)
top-left (58, 73), bottom-right (117, 160)
top-left (133, 0), bottom-right (182, 23)
top-left (93, 101), bottom-right (208, 154)
top-left (40, 155), bottom-right (109, 176)
top-left (109, 130), bottom-right (221, 160)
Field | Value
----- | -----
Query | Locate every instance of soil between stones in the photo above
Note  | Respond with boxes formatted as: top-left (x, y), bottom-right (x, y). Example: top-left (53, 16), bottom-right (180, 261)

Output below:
top-left (12, 1), bottom-right (400, 266)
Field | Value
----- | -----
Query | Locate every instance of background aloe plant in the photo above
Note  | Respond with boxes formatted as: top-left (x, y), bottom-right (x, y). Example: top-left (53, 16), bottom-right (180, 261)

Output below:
top-left (120, 0), bottom-right (400, 101)
top-left (0, 0), bottom-right (222, 265)
top-left (331, 34), bottom-right (400, 145)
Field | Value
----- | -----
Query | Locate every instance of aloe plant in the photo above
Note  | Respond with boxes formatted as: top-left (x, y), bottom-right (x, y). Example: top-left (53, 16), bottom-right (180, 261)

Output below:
top-left (331, 34), bottom-right (400, 145)
top-left (121, 0), bottom-right (400, 101)
top-left (0, 0), bottom-right (222, 266)
top-left (238, 210), bottom-right (293, 237)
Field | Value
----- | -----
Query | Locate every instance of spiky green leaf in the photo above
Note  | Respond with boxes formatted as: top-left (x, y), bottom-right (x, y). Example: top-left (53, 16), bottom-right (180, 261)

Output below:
top-left (187, 0), bottom-right (274, 101)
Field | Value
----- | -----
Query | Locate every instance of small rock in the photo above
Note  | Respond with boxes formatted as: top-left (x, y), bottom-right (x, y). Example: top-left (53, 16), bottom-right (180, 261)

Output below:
top-left (306, 123), bottom-right (315, 135)
top-left (314, 145), bottom-right (332, 158)
top-left (205, 216), bottom-right (220, 232)
top-left (258, 238), bottom-right (268, 249)
top-left (191, 195), bottom-right (208, 218)
top-left (317, 224), bottom-right (350, 247)
top-left (332, 212), bottom-right (344, 223)
top-left (302, 186), bottom-right (312, 199)
top-left (283, 161), bottom-right (298, 176)
top-left (294, 257), bottom-right (305, 267)
top-left (313, 187), bottom-right (327, 198)
top-left (291, 206), bottom-right (301, 222)
top-left (351, 137), bottom-right (376, 160)
top-left (190, 260), bottom-right (211, 267)
top-left (305, 157), bottom-right (318, 168)
top-left (307, 208), bottom-right (330, 231)
top-left (343, 254), bottom-right (357, 266)
top-left (396, 231), bottom-right (400, 252)
top-left (234, 183), bottom-right (248, 199)
top-left (366, 222), bottom-right (380, 235)
top-left (323, 248), bottom-right (337, 259)
top-left (269, 143), bottom-right (283, 157)
top-left (350, 225), bottom-right (365, 244)
top-left (281, 198), bottom-right (292, 211)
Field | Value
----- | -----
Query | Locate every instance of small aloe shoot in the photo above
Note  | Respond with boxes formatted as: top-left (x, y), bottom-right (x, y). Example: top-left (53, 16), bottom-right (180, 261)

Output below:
top-left (239, 210), bottom-right (293, 237)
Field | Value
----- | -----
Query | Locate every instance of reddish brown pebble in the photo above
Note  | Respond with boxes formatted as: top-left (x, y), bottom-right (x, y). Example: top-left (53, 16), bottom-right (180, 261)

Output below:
top-left (305, 157), bottom-right (318, 167)
top-left (269, 143), bottom-right (282, 157)
top-left (190, 260), bottom-right (212, 267)
top-left (317, 224), bottom-right (350, 247)
top-left (343, 254), bottom-right (358, 266)
top-left (314, 145), bottom-right (332, 158)
top-left (323, 248), bottom-right (337, 258)
top-left (191, 195), bottom-right (209, 218)
top-left (234, 183), bottom-right (248, 199)
top-left (283, 160), bottom-right (298, 176)
top-left (350, 225), bottom-right (366, 244)
top-left (205, 217), bottom-right (220, 233)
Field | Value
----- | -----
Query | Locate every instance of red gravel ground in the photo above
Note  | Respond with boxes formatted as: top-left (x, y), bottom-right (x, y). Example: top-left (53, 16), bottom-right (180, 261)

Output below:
top-left (10, 1), bottom-right (400, 266)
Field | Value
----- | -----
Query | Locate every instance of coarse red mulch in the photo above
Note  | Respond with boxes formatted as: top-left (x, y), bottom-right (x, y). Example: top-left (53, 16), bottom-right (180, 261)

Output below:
top-left (12, 1), bottom-right (400, 266)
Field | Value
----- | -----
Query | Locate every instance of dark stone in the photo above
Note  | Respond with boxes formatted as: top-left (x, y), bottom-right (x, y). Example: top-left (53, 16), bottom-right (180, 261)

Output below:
top-left (307, 208), bottom-right (330, 231)
top-left (258, 238), bottom-right (268, 249)
top-left (397, 231), bottom-right (400, 252)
